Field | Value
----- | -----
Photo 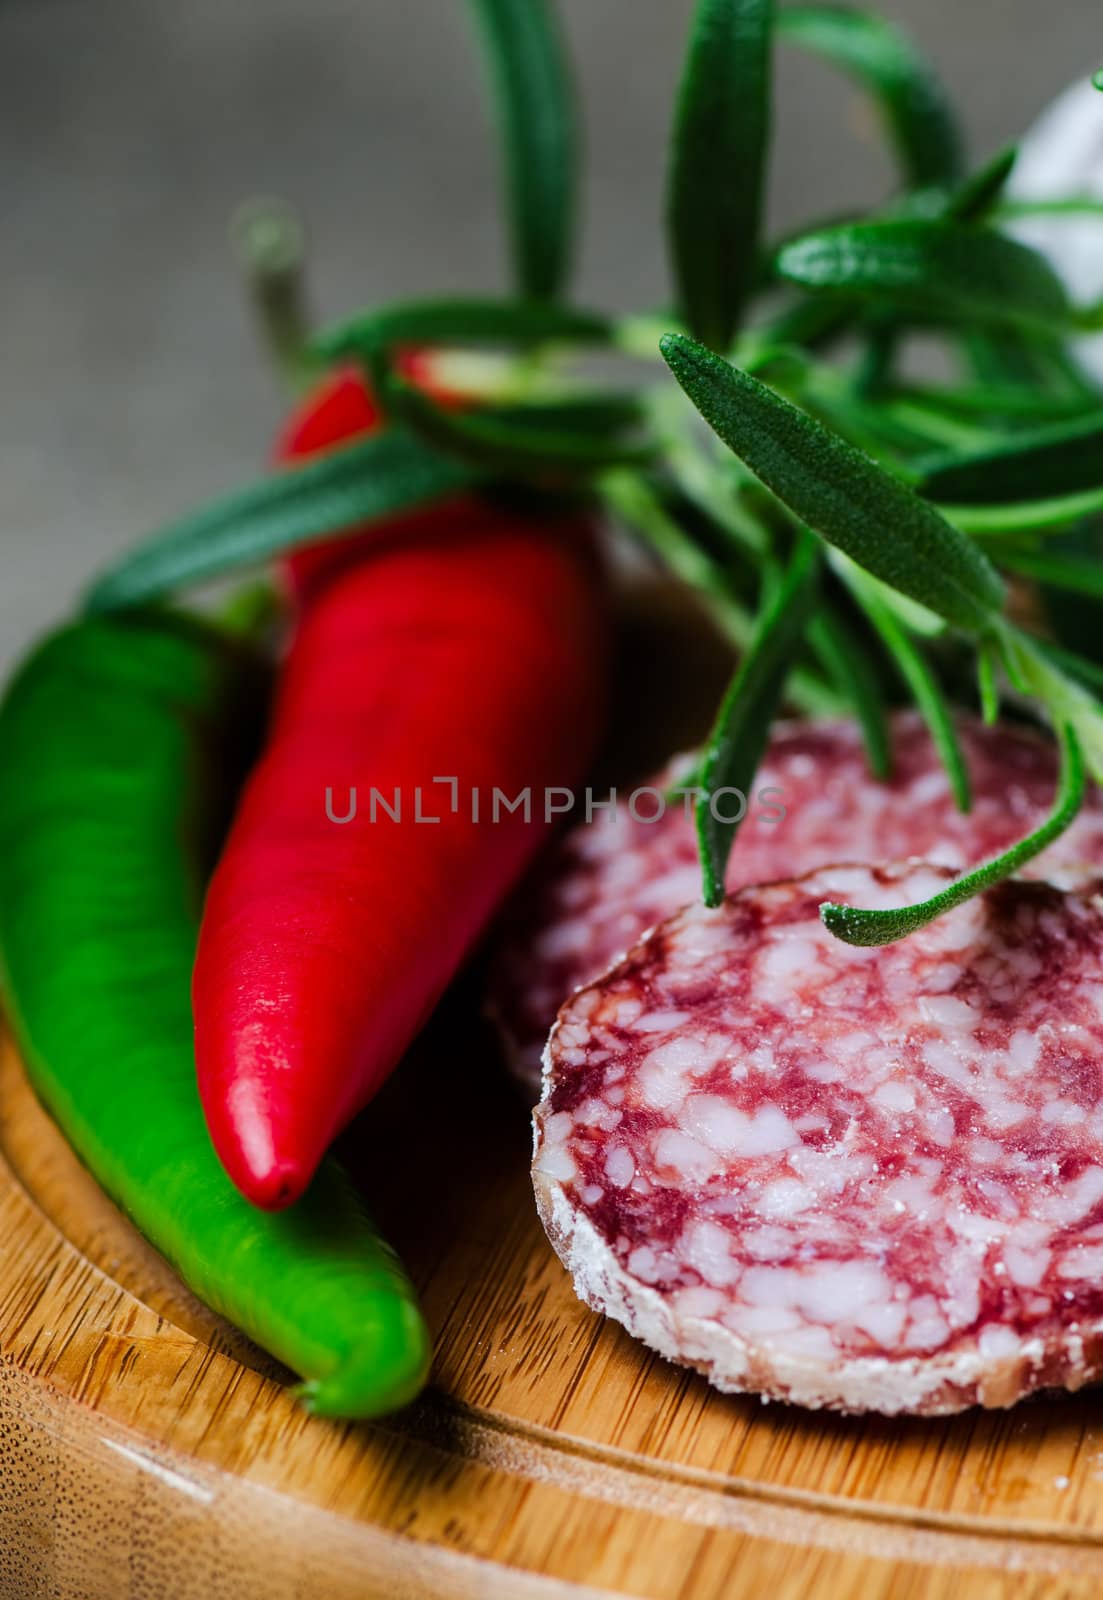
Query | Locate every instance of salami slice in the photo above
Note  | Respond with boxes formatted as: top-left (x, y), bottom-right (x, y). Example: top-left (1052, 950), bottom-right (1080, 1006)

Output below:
top-left (534, 862), bottom-right (1103, 1415)
top-left (489, 713), bottom-right (1103, 1097)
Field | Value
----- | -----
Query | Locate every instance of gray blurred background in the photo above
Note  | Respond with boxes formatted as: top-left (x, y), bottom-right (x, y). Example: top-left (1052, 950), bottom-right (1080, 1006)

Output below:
top-left (1, 0), bottom-right (1098, 671)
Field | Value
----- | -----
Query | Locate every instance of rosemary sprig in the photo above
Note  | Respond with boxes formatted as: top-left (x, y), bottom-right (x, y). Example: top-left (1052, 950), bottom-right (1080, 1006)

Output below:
top-left (80, 0), bottom-right (1103, 946)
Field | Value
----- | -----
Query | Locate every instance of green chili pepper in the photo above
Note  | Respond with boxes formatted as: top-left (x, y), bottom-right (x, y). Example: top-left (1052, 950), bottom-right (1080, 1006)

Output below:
top-left (0, 609), bottom-right (431, 1418)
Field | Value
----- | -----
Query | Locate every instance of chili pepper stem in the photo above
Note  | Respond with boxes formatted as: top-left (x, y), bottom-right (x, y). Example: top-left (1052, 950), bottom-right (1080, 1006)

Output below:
top-left (230, 196), bottom-right (318, 396)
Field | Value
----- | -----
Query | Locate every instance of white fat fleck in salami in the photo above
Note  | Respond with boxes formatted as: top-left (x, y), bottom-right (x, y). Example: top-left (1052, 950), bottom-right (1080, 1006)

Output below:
top-left (489, 712), bottom-right (1103, 1097)
top-left (534, 863), bottom-right (1103, 1415)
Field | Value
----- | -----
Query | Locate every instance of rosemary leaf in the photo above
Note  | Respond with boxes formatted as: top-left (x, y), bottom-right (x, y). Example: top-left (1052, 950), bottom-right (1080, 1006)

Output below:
top-left (976, 640), bottom-right (1000, 724)
top-left (1038, 639), bottom-right (1103, 697)
top-left (696, 529), bottom-right (819, 906)
top-left (822, 723), bottom-right (1083, 946)
top-left (889, 382), bottom-right (1098, 426)
top-left (945, 145), bottom-right (1018, 224)
top-left (314, 297), bottom-right (611, 362)
top-left (946, 487), bottom-right (1103, 537)
top-left (996, 623), bottom-right (1103, 783)
top-left (999, 195), bottom-right (1103, 223)
top-left (846, 568), bottom-right (971, 810)
top-left (660, 334), bottom-right (1005, 630)
top-left (466, 0), bottom-right (579, 300)
top-left (776, 220), bottom-right (1071, 333)
top-left (807, 605), bottom-right (893, 778)
top-left (777, 5), bottom-right (962, 187)
top-left (917, 410), bottom-right (1103, 504)
top-left (666, 0), bottom-right (774, 351)
top-left (84, 433), bottom-right (476, 612)
top-left (389, 385), bottom-right (655, 475)
top-left (997, 549), bottom-right (1103, 600)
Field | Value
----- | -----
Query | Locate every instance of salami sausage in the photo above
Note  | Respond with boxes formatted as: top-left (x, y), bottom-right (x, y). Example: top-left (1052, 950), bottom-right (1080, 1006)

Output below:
top-left (491, 713), bottom-right (1103, 1096)
top-left (534, 862), bottom-right (1103, 1415)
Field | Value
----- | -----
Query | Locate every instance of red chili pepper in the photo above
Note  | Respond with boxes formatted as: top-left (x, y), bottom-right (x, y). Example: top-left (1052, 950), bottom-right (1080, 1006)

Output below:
top-left (193, 372), bottom-right (608, 1208)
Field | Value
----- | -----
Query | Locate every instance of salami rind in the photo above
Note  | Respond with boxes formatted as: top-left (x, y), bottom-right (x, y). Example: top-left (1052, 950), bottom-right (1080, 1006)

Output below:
top-left (534, 863), bottom-right (1103, 1415)
top-left (491, 713), bottom-right (1103, 1096)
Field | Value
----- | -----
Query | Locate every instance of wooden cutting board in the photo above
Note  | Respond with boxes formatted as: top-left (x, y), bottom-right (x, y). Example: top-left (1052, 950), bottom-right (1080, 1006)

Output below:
top-left (3, 992), bottom-right (1103, 1600)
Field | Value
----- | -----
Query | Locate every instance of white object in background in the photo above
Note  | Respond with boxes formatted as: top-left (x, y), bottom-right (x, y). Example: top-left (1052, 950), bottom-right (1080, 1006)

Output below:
top-left (1008, 77), bottom-right (1103, 379)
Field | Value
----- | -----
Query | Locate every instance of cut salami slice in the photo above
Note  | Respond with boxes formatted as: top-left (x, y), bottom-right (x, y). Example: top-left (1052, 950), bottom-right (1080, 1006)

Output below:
top-left (489, 713), bottom-right (1103, 1097)
top-left (534, 862), bottom-right (1103, 1415)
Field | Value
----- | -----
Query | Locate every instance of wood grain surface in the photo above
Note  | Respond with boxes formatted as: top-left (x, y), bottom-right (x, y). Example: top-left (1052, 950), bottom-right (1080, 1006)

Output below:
top-left (2, 998), bottom-right (1103, 1600)
top-left (0, 579), bottom-right (1098, 1599)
